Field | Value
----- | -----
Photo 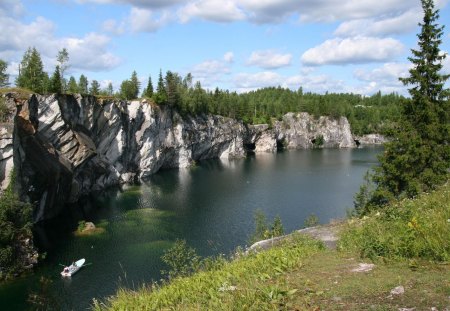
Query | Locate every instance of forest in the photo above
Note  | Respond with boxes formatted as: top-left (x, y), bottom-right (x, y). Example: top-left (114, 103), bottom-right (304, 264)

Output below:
top-left (0, 48), bottom-right (405, 136)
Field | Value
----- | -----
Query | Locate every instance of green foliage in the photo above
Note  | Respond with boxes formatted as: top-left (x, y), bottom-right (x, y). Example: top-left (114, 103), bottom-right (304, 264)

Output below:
top-left (0, 97), bottom-right (9, 122)
top-left (49, 65), bottom-right (62, 93)
top-left (353, 171), bottom-right (376, 216)
top-left (77, 220), bottom-right (86, 232)
top-left (67, 76), bottom-right (78, 94)
top-left (119, 79), bottom-right (135, 100)
top-left (0, 171), bottom-right (33, 280)
top-left (78, 74), bottom-right (89, 94)
top-left (142, 75), bottom-right (153, 98)
top-left (303, 214), bottom-right (319, 228)
top-left (161, 239), bottom-right (201, 279)
top-left (155, 69), bottom-right (167, 105)
top-left (312, 135), bottom-right (324, 148)
top-left (90, 80), bottom-right (101, 96)
top-left (370, 0), bottom-right (450, 205)
top-left (93, 235), bottom-right (324, 311)
top-left (0, 59), bottom-right (10, 87)
top-left (16, 47), bottom-right (47, 93)
top-left (249, 210), bottom-right (285, 244)
top-left (339, 182), bottom-right (450, 261)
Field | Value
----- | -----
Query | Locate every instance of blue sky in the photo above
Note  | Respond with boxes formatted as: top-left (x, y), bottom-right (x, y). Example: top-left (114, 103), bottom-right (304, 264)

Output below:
top-left (1, 0), bottom-right (449, 95)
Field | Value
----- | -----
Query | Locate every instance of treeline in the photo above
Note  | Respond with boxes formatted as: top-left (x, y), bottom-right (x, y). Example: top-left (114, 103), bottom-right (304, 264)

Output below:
top-left (1, 47), bottom-right (406, 135)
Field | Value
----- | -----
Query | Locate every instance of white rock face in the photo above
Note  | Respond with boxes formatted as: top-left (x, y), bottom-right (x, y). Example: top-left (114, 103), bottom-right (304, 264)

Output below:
top-left (1, 94), bottom-right (363, 221)
top-left (355, 134), bottom-right (387, 145)
top-left (273, 112), bottom-right (356, 149)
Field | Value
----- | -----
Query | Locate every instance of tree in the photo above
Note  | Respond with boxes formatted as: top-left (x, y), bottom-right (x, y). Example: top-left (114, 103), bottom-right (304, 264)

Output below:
top-left (143, 75), bottom-right (153, 98)
top-left (165, 71), bottom-right (181, 107)
top-left (130, 71), bottom-right (140, 99)
top-left (67, 76), bottom-right (78, 93)
top-left (49, 65), bottom-right (62, 93)
top-left (154, 69), bottom-right (167, 105)
top-left (89, 80), bottom-right (100, 96)
top-left (0, 59), bottom-right (9, 87)
top-left (119, 79), bottom-right (135, 100)
top-left (106, 82), bottom-right (114, 96)
top-left (78, 74), bottom-right (88, 94)
top-left (371, 0), bottom-right (450, 206)
top-left (56, 48), bottom-right (69, 91)
top-left (16, 47), bottom-right (47, 93)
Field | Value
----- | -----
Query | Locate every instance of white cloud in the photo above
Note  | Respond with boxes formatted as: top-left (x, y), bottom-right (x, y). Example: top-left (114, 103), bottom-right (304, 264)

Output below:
top-left (233, 71), bottom-right (283, 91)
top-left (178, 0), bottom-right (245, 23)
top-left (301, 37), bottom-right (404, 66)
top-left (334, 9), bottom-right (421, 37)
top-left (102, 19), bottom-right (126, 35)
top-left (0, 10), bottom-right (121, 74)
top-left (239, 0), bottom-right (414, 23)
top-left (190, 59), bottom-right (231, 87)
top-left (232, 70), bottom-right (346, 94)
top-left (63, 33), bottom-right (121, 71)
top-left (128, 7), bottom-right (171, 32)
top-left (0, 0), bottom-right (25, 17)
top-left (223, 52), bottom-right (234, 63)
top-left (353, 62), bottom-right (411, 94)
top-left (76, 0), bottom-right (184, 9)
top-left (247, 50), bottom-right (292, 69)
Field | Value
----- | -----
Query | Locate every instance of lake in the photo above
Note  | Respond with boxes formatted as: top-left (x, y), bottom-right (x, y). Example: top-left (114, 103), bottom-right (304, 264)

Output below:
top-left (0, 147), bottom-right (381, 310)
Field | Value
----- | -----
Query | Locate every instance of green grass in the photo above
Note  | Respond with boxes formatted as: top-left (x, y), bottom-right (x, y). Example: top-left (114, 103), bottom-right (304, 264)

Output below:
top-left (93, 235), bottom-right (324, 311)
top-left (339, 182), bottom-right (450, 261)
top-left (93, 183), bottom-right (450, 310)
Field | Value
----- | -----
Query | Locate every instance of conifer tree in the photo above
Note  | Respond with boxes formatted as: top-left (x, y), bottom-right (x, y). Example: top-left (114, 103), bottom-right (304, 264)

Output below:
top-left (106, 82), bottom-right (114, 96)
top-left (130, 70), bottom-right (140, 99)
top-left (371, 0), bottom-right (450, 205)
top-left (155, 69), bottom-right (167, 105)
top-left (16, 47), bottom-right (47, 93)
top-left (143, 75), bottom-right (153, 98)
top-left (49, 65), bottom-right (62, 93)
top-left (90, 80), bottom-right (100, 95)
top-left (67, 76), bottom-right (78, 93)
top-left (0, 59), bottom-right (9, 87)
top-left (78, 74), bottom-right (88, 94)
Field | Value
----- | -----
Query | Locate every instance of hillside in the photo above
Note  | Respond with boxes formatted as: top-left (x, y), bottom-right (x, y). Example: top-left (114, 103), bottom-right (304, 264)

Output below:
top-left (94, 183), bottom-right (450, 310)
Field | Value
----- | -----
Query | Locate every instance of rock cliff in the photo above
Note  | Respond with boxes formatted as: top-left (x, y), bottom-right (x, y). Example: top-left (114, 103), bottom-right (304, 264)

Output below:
top-left (1, 93), bottom-right (357, 222)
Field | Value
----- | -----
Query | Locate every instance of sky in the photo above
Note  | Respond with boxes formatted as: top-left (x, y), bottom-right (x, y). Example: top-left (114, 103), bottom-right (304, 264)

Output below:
top-left (1, 0), bottom-right (450, 95)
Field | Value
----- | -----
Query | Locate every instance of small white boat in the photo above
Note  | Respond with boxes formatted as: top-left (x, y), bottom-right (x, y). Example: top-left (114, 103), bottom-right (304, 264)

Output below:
top-left (61, 258), bottom-right (86, 277)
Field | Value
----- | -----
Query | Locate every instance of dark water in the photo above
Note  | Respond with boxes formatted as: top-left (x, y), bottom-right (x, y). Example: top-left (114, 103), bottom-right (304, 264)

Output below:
top-left (0, 147), bottom-right (381, 310)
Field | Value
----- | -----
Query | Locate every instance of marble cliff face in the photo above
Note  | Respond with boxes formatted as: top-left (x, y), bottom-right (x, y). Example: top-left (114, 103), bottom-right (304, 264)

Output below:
top-left (0, 93), bottom-right (356, 222)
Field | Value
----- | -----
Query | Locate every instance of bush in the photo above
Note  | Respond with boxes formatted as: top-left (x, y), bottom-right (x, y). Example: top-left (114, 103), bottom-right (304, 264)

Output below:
top-left (249, 210), bottom-right (285, 244)
top-left (339, 182), bottom-right (450, 261)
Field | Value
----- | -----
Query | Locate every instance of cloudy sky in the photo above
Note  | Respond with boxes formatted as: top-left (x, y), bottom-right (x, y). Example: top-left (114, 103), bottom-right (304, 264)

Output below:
top-left (1, 0), bottom-right (449, 95)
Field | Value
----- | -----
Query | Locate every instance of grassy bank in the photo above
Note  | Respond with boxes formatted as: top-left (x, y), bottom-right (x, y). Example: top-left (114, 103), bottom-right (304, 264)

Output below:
top-left (94, 183), bottom-right (450, 310)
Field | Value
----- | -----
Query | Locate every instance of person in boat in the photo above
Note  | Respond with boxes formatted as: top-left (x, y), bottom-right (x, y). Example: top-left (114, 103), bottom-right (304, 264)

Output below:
top-left (64, 267), bottom-right (69, 273)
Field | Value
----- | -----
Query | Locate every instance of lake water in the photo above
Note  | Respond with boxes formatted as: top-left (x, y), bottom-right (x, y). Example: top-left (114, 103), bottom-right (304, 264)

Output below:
top-left (0, 147), bottom-right (381, 310)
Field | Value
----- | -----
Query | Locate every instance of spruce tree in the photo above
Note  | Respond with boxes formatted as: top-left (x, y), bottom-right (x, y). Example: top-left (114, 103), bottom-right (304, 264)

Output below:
top-left (67, 76), bottom-right (78, 93)
top-left (371, 0), bottom-right (450, 205)
top-left (16, 47), bottom-right (47, 93)
top-left (78, 74), bottom-right (88, 94)
top-left (0, 59), bottom-right (9, 87)
top-left (155, 69), bottom-right (167, 105)
top-left (49, 65), bottom-right (62, 93)
top-left (143, 75), bottom-right (153, 98)
top-left (90, 80), bottom-right (100, 96)
top-left (130, 71), bottom-right (140, 99)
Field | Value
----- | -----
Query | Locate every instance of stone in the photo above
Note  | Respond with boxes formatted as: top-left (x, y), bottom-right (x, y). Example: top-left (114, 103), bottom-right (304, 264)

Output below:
top-left (390, 285), bottom-right (405, 295)
top-left (351, 263), bottom-right (375, 272)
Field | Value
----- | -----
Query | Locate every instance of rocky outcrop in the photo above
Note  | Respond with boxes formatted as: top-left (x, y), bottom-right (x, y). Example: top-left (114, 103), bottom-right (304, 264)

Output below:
top-left (274, 112), bottom-right (356, 149)
top-left (354, 134), bottom-right (387, 145)
top-left (6, 94), bottom-right (247, 222)
top-left (1, 94), bottom-right (360, 222)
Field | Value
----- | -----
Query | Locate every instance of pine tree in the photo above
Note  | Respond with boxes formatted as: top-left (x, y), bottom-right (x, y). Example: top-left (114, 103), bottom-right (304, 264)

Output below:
top-left (78, 74), bottom-right (88, 94)
top-left (90, 80), bottom-right (100, 95)
top-left (16, 47), bottom-right (47, 93)
top-left (0, 59), bottom-right (9, 87)
top-left (143, 75), bottom-right (153, 98)
top-left (106, 82), bottom-right (114, 96)
top-left (130, 71), bottom-right (140, 99)
top-left (49, 65), bottom-right (62, 93)
top-left (155, 69), bottom-right (167, 105)
top-left (371, 0), bottom-right (450, 205)
top-left (67, 76), bottom-right (78, 93)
